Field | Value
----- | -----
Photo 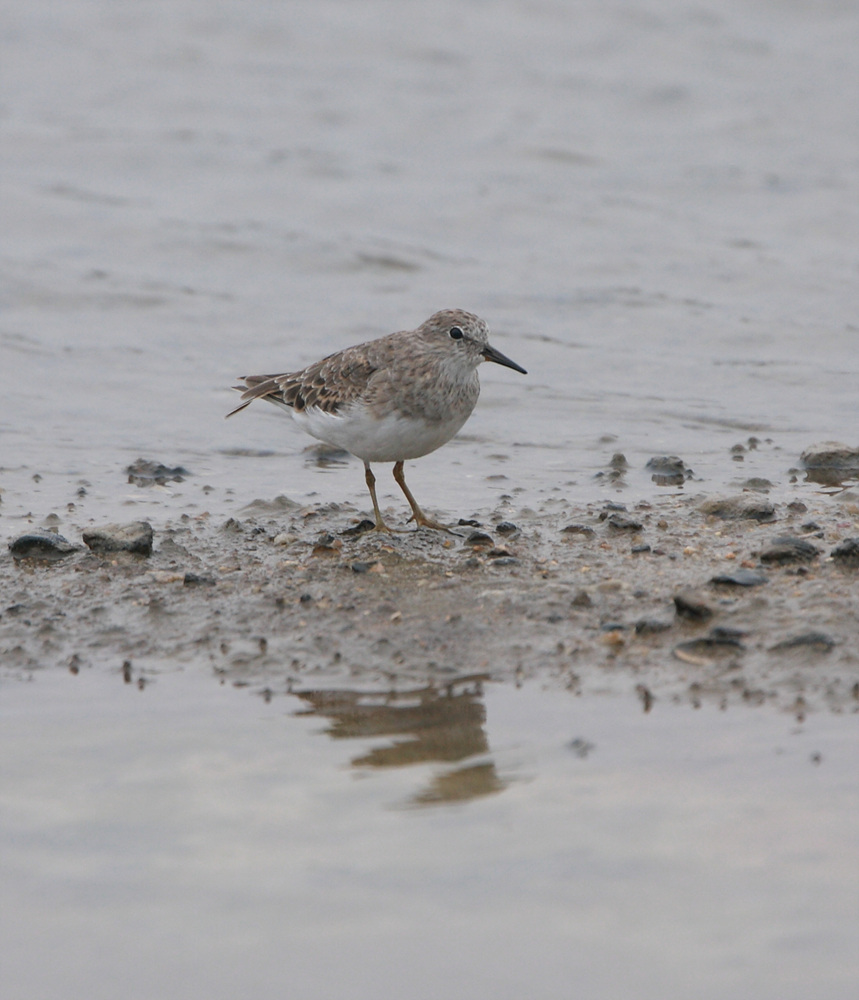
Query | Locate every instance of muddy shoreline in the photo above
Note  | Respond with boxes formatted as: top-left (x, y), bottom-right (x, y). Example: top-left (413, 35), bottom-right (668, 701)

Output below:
top-left (4, 486), bottom-right (858, 717)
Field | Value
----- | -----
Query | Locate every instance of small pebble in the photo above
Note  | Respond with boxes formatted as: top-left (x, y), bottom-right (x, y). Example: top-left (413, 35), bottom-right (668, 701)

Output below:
top-left (831, 538), bottom-right (859, 564)
top-left (340, 520), bottom-right (375, 537)
top-left (350, 561), bottom-right (381, 574)
top-left (646, 455), bottom-right (690, 485)
top-left (567, 738), bottom-right (595, 758)
top-left (635, 619), bottom-right (672, 635)
top-left (9, 532), bottom-right (78, 562)
top-left (606, 513), bottom-right (643, 532)
top-left (126, 458), bottom-right (189, 486)
top-left (82, 521), bottom-right (153, 556)
top-left (770, 632), bottom-right (835, 653)
top-left (699, 496), bottom-right (775, 522)
top-left (561, 524), bottom-right (596, 537)
top-left (759, 536), bottom-right (819, 564)
top-left (710, 568), bottom-right (768, 587)
top-left (673, 592), bottom-right (714, 621)
top-left (466, 531), bottom-right (493, 547)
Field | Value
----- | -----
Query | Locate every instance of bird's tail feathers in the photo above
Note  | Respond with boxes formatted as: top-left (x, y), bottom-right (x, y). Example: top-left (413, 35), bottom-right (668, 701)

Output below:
top-left (225, 375), bottom-right (287, 418)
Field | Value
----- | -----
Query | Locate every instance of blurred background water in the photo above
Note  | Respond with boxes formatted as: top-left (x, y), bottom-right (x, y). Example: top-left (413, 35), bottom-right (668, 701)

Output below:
top-left (2, 0), bottom-right (857, 523)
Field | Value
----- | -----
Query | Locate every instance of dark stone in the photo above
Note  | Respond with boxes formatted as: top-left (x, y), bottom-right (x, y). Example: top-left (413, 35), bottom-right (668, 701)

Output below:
top-left (606, 513), bottom-right (643, 532)
top-left (709, 626), bottom-right (749, 641)
top-left (770, 632), bottom-right (835, 653)
top-left (239, 495), bottom-right (300, 515)
top-left (495, 521), bottom-right (518, 535)
top-left (831, 538), bottom-right (859, 564)
top-left (340, 519), bottom-right (376, 537)
top-left (742, 478), bottom-right (773, 491)
top-left (699, 496), bottom-right (776, 521)
top-left (800, 442), bottom-right (859, 486)
top-left (82, 521), bottom-right (154, 556)
top-left (9, 532), bottom-right (78, 562)
top-left (600, 502), bottom-right (627, 514)
top-left (646, 455), bottom-right (690, 485)
top-left (636, 685), bottom-right (654, 712)
top-left (126, 458), bottom-right (190, 486)
top-left (631, 544), bottom-right (651, 554)
top-left (311, 533), bottom-right (341, 557)
top-left (567, 738), bottom-right (595, 758)
top-left (646, 455), bottom-right (688, 472)
top-left (800, 442), bottom-right (859, 469)
top-left (759, 536), bottom-right (820, 564)
top-left (457, 518), bottom-right (482, 527)
top-left (674, 592), bottom-right (714, 621)
top-left (675, 632), bottom-right (745, 655)
top-left (183, 572), bottom-right (215, 586)
top-left (635, 619), bottom-right (672, 635)
top-left (571, 590), bottom-right (593, 608)
top-left (561, 523), bottom-right (596, 537)
top-left (466, 531), bottom-right (493, 546)
top-left (710, 568), bottom-right (768, 587)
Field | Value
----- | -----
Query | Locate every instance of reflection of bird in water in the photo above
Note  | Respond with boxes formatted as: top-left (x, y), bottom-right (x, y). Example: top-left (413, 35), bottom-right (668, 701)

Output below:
top-left (292, 679), bottom-right (506, 805)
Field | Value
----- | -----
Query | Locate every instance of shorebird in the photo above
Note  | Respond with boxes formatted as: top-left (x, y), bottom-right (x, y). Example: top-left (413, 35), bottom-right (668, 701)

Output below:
top-left (227, 309), bottom-right (526, 531)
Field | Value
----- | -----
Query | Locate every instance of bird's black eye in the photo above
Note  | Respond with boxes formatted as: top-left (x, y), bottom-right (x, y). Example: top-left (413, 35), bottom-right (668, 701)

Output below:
top-left (449, 327), bottom-right (464, 340)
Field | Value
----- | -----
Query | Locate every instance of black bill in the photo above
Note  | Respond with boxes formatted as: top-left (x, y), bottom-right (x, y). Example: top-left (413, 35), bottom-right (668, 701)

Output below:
top-left (481, 344), bottom-right (527, 374)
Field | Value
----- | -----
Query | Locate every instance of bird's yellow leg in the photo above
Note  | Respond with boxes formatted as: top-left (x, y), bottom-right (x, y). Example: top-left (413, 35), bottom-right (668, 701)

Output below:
top-left (392, 461), bottom-right (451, 532)
top-left (364, 463), bottom-right (393, 532)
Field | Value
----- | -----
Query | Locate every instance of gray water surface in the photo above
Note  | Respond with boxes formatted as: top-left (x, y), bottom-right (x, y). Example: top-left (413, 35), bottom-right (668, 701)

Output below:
top-left (2, 0), bottom-right (857, 526)
top-left (2, 669), bottom-right (856, 1000)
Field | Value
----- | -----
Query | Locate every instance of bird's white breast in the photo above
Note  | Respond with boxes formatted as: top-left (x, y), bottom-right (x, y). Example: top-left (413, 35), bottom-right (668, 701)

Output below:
top-left (292, 402), bottom-right (470, 463)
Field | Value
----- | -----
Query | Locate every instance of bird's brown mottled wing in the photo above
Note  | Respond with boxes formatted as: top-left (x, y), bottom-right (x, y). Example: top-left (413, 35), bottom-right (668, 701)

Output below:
top-left (226, 342), bottom-right (385, 418)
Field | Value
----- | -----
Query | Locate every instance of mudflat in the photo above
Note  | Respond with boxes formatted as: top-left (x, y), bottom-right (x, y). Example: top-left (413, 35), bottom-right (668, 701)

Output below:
top-left (6, 487), bottom-right (857, 717)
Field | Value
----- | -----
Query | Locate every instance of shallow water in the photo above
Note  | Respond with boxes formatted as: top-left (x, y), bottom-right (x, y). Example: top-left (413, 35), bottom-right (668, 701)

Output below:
top-left (2, 3), bottom-right (858, 996)
top-left (2, 0), bottom-right (858, 527)
top-left (2, 668), bottom-right (856, 1000)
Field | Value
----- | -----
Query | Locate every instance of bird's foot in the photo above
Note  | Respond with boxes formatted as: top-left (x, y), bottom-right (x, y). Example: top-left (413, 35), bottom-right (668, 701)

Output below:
top-left (407, 512), bottom-right (459, 534)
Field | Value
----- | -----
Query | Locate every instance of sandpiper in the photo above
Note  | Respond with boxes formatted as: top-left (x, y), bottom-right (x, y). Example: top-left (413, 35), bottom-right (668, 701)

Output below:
top-left (227, 309), bottom-right (527, 531)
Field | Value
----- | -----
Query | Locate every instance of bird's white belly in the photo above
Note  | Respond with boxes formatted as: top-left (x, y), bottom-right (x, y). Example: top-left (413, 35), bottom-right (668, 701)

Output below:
top-left (292, 403), bottom-right (468, 463)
